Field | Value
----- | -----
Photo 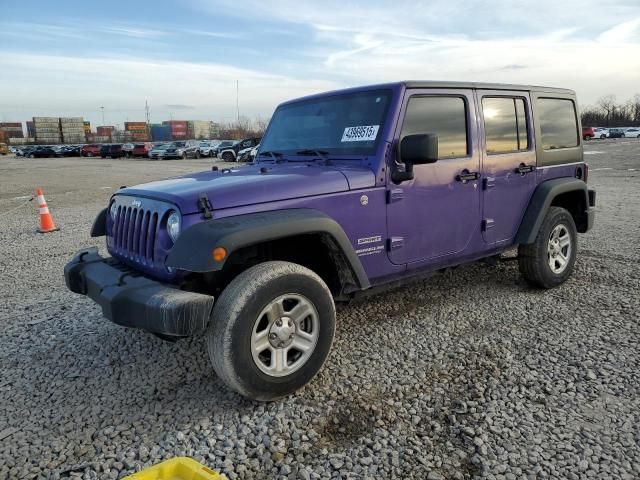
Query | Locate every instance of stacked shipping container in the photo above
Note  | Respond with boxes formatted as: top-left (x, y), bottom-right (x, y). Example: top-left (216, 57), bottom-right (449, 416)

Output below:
top-left (33, 117), bottom-right (62, 143)
top-left (162, 120), bottom-right (188, 140)
top-left (26, 121), bottom-right (35, 138)
top-left (192, 120), bottom-right (213, 139)
top-left (83, 121), bottom-right (91, 136)
top-left (0, 122), bottom-right (24, 140)
top-left (96, 126), bottom-right (115, 138)
top-left (150, 124), bottom-right (172, 141)
top-left (124, 121), bottom-right (149, 141)
top-left (60, 117), bottom-right (86, 143)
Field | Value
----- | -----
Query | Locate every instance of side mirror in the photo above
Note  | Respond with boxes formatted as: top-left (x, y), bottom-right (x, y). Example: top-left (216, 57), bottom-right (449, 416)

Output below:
top-left (392, 134), bottom-right (438, 183)
top-left (400, 134), bottom-right (438, 165)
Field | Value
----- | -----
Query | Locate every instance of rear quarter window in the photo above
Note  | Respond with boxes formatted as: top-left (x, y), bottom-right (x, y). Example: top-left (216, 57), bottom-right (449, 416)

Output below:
top-left (538, 98), bottom-right (579, 150)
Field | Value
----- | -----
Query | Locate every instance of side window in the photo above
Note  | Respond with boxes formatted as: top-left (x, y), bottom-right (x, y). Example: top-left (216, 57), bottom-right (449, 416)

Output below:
top-left (538, 98), bottom-right (579, 150)
top-left (482, 97), bottom-right (529, 154)
top-left (401, 96), bottom-right (468, 158)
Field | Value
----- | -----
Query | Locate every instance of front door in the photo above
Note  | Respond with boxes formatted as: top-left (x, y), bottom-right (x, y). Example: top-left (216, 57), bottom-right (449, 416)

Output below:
top-left (477, 91), bottom-right (537, 244)
top-left (387, 89), bottom-right (481, 265)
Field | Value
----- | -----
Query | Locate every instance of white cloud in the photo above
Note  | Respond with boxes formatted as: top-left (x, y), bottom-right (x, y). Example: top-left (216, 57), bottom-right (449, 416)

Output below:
top-left (0, 53), bottom-right (339, 125)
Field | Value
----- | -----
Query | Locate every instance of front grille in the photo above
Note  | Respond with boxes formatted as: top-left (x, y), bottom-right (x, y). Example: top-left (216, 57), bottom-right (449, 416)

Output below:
top-left (112, 205), bottom-right (159, 265)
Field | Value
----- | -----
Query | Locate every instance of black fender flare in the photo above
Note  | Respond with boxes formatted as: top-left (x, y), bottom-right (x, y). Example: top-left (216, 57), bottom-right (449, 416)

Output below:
top-left (166, 209), bottom-right (371, 290)
top-left (515, 178), bottom-right (590, 245)
top-left (90, 207), bottom-right (108, 237)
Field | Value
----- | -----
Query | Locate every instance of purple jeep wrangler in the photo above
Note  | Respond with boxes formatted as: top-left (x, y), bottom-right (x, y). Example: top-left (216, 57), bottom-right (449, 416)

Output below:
top-left (65, 81), bottom-right (595, 400)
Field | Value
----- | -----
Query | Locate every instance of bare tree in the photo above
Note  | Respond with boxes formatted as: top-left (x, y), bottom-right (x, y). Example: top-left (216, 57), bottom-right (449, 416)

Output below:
top-left (596, 95), bottom-right (616, 126)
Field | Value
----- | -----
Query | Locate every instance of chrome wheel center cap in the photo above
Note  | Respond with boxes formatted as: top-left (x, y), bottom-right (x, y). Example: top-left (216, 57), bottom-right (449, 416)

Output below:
top-left (268, 317), bottom-right (295, 348)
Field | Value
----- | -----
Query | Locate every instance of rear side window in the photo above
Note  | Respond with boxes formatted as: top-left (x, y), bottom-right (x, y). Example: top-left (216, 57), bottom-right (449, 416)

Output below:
top-left (401, 96), bottom-right (468, 158)
top-left (482, 97), bottom-right (529, 154)
top-left (538, 98), bottom-right (579, 150)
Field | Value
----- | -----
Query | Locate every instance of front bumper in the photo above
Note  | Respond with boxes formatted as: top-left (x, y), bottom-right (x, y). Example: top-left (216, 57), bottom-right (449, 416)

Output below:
top-left (64, 248), bottom-right (215, 336)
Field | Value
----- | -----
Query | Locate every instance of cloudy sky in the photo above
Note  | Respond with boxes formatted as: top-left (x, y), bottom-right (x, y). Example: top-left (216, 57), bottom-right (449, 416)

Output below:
top-left (1, 0), bottom-right (639, 127)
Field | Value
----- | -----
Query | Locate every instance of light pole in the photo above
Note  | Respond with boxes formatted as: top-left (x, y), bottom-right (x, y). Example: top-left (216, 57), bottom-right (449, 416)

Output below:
top-left (99, 106), bottom-right (105, 126)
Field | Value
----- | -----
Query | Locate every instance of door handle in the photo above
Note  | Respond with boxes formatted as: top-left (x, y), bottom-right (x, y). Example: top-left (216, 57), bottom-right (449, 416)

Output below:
top-left (456, 169), bottom-right (480, 183)
top-left (515, 163), bottom-right (536, 175)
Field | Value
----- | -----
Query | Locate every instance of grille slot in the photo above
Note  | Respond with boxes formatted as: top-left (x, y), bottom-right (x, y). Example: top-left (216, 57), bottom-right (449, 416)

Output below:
top-left (112, 205), bottom-right (160, 266)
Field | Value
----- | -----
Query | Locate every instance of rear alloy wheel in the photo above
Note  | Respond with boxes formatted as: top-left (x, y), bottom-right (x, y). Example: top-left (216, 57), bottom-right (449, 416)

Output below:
top-left (207, 261), bottom-right (336, 401)
top-left (519, 206), bottom-right (577, 289)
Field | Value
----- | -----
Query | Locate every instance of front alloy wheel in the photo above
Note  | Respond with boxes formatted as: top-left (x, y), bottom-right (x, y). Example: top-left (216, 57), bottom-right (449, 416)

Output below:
top-left (251, 293), bottom-right (319, 377)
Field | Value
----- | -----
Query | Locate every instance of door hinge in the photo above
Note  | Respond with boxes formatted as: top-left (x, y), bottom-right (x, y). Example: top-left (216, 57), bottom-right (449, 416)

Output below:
top-left (483, 177), bottom-right (496, 190)
top-left (388, 237), bottom-right (404, 250)
top-left (482, 219), bottom-right (495, 231)
top-left (387, 188), bottom-right (404, 204)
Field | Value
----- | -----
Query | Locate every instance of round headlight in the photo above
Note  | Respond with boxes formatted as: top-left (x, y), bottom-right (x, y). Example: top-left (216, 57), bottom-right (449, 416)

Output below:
top-left (167, 210), bottom-right (181, 242)
top-left (109, 202), bottom-right (118, 220)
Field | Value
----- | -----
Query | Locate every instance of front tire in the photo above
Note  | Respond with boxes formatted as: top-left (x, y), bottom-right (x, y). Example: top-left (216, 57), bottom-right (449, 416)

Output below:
top-left (222, 152), bottom-right (234, 162)
top-left (518, 206), bottom-right (577, 289)
top-left (207, 261), bottom-right (336, 401)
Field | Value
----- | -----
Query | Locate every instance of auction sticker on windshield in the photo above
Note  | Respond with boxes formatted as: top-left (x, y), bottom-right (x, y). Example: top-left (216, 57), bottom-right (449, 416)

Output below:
top-left (341, 125), bottom-right (379, 142)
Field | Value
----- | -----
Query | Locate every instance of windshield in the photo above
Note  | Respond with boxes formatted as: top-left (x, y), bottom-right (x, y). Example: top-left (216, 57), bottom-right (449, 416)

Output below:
top-left (259, 89), bottom-right (391, 158)
top-left (154, 144), bottom-right (168, 150)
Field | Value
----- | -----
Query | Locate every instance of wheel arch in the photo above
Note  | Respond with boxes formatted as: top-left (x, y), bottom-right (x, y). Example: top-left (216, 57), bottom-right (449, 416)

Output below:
top-left (515, 178), bottom-right (590, 245)
top-left (166, 209), bottom-right (370, 296)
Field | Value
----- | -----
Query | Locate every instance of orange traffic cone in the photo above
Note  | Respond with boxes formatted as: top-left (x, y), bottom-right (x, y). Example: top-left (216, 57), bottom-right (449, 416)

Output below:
top-left (35, 188), bottom-right (59, 233)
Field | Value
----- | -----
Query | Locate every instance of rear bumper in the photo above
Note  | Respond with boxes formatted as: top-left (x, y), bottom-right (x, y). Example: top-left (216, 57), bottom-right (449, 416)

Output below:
top-left (64, 248), bottom-right (215, 336)
top-left (586, 188), bottom-right (596, 231)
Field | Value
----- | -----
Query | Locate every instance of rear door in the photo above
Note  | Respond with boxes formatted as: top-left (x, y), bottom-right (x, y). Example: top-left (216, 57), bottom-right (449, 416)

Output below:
top-left (478, 90), bottom-right (536, 244)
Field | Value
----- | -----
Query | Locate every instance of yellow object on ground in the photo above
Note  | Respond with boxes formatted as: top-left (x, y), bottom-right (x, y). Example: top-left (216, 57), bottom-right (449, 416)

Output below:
top-left (123, 457), bottom-right (227, 480)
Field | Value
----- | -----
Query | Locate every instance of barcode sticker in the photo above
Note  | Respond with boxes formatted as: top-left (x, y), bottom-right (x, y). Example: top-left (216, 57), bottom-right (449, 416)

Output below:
top-left (341, 125), bottom-right (379, 142)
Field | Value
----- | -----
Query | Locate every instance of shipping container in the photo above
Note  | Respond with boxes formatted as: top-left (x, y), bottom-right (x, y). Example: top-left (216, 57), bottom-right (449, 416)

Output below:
top-left (97, 126), bottom-right (115, 136)
top-left (60, 117), bottom-right (83, 123)
top-left (151, 125), bottom-right (172, 141)
top-left (26, 121), bottom-right (35, 137)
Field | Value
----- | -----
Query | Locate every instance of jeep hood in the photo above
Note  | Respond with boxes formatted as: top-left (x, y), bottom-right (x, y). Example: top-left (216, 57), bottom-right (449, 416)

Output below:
top-left (117, 163), bottom-right (375, 214)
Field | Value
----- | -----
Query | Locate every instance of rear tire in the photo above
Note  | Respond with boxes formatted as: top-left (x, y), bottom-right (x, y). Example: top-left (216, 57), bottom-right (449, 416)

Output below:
top-left (182, 152), bottom-right (187, 159)
top-left (222, 152), bottom-right (234, 162)
top-left (518, 206), bottom-right (577, 289)
top-left (207, 261), bottom-right (336, 401)
top-left (196, 151), bottom-right (201, 158)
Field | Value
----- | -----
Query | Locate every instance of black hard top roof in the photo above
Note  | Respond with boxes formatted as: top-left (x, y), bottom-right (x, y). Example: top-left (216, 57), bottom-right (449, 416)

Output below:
top-left (401, 80), bottom-right (574, 95)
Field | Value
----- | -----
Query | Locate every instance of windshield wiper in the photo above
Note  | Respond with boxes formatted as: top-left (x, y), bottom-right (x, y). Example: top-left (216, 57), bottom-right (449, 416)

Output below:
top-left (258, 150), bottom-right (284, 160)
top-left (296, 149), bottom-right (329, 159)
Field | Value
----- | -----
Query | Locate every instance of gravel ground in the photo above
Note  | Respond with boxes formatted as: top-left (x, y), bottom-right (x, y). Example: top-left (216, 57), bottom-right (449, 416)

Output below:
top-left (0, 141), bottom-right (639, 479)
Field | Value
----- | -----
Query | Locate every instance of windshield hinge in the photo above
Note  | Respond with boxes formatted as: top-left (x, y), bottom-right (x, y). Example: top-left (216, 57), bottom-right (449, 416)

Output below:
top-left (198, 193), bottom-right (213, 219)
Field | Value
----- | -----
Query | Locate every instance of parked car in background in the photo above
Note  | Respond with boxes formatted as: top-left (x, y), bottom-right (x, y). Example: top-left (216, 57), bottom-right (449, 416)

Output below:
top-left (0, 143), bottom-right (9, 155)
top-left (122, 143), bottom-right (135, 157)
top-left (582, 127), bottom-right (595, 140)
top-left (28, 147), bottom-right (56, 158)
top-left (624, 127), bottom-right (640, 138)
top-left (54, 146), bottom-right (73, 157)
top-left (149, 144), bottom-right (169, 160)
top-left (81, 144), bottom-right (101, 157)
top-left (594, 127), bottom-right (609, 139)
top-left (216, 137), bottom-right (261, 161)
top-left (184, 141), bottom-right (215, 158)
top-left (236, 146), bottom-right (254, 162)
top-left (210, 140), bottom-right (236, 159)
top-left (132, 143), bottom-right (153, 158)
top-left (158, 142), bottom-right (186, 159)
top-left (100, 144), bottom-right (125, 158)
top-left (608, 128), bottom-right (625, 138)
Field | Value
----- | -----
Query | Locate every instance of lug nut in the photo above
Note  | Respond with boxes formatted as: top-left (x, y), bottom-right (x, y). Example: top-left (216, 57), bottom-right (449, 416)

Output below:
top-left (276, 319), bottom-right (282, 327)
top-left (279, 342), bottom-right (285, 348)
top-left (289, 333), bottom-right (294, 339)
top-left (269, 333), bottom-right (277, 340)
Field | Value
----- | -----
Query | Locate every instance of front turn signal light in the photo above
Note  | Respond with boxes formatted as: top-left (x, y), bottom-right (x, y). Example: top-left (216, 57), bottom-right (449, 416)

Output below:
top-left (212, 247), bottom-right (227, 262)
